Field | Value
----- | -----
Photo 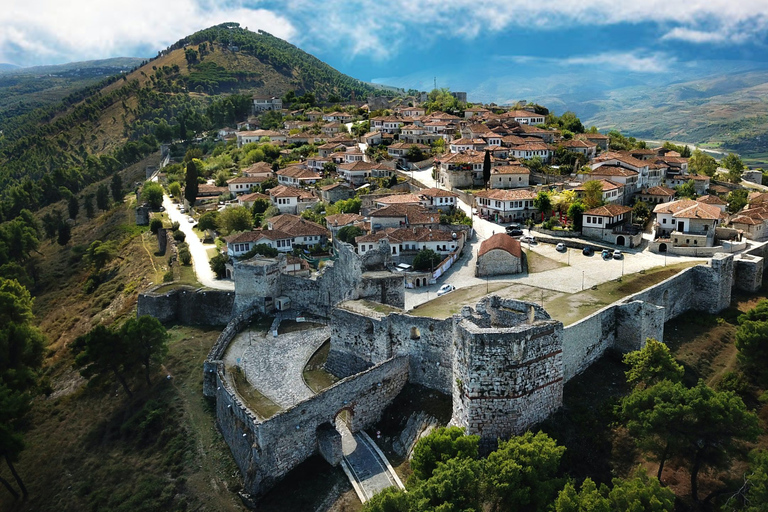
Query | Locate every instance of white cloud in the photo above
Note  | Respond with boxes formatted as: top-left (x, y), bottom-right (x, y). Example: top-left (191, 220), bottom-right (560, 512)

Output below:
top-left (496, 51), bottom-right (673, 73)
top-left (0, 0), bottom-right (296, 66)
top-left (282, 0), bottom-right (768, 60)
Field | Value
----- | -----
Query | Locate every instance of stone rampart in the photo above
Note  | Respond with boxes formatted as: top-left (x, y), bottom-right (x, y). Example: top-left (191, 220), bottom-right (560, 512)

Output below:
top-left (212, 356), bottom-right (409, 496)
top-left (137, 286), bottom-right (235, 326)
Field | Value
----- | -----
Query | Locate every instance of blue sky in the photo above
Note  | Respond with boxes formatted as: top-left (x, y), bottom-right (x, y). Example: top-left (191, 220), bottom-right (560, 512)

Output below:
top-left (3, 0), bottom-right (768, 103)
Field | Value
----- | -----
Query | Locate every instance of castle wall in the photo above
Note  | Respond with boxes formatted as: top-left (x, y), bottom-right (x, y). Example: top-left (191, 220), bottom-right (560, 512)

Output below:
top-left (212, 356), bottom-right (409, 496)
top-left (137, 286), bottom-right (234, 325)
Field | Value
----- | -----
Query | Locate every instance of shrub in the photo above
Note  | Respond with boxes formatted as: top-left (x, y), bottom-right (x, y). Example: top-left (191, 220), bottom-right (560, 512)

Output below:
top-left (172, 230), bottom-right (186, 242)
top-left (149, 218), bottom-right (163, 234)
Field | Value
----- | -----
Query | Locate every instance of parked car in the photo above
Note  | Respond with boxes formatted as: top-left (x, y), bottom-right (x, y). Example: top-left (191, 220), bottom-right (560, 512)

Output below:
top-left (187, 216), bottom-right (195, 223)
top-left (437, 284), bottom-right (455, 296)
top-left (507, 229), bottom-right (523, 237)
top-left (613, 250), bottom-right (623, 259)
top-left (521, 235), bottom-right (536, 244)
top-left (582, 246), bottom-right (594, 256)
top-left (556, 243), bottom-right (566, 252)
top-left (601, 249), bottom-right (612, 260)
top-left (179, 207), bottom-right (186, 213)
top-left (506, 223), bottom-right (522, 231)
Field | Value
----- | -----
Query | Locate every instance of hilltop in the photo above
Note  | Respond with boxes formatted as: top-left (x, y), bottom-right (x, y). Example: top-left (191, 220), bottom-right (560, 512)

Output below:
top-left (0, 22), bottom-right (382, 220)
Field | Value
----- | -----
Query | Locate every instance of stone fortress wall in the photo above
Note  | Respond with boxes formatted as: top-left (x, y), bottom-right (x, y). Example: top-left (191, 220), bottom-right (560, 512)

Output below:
top-left (197, 243), bottom-right (764, 498)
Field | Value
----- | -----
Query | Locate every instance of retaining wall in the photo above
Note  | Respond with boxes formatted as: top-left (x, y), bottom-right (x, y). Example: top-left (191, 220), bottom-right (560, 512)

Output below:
top-left (137, 286), bottom-right (234, 326)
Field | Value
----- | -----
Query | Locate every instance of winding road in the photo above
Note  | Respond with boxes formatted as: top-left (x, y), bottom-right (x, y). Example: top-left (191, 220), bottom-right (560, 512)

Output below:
top-left (162, 195), bottom-right (234, 290)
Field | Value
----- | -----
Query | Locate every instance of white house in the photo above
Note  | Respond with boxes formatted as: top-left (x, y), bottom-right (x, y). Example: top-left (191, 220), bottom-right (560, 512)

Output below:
top-left (474, 189), bottom-right (538, 223)
top-left (225, 229), bottom-right (293, 257)
top-left (227, 175), bottom-right (269, 195)
top-left (581, 204), bottom-right (641, 247)
top-left (268, 185), bottom-right (318, 214)
top-left (252, 95), bottom-right (283, 112)
top-left (653, 199), bottom-right (722, 247)
top-left (418, 188), bottom-right (459, 211)
top-left (276, 166), bottom-right (321, 187)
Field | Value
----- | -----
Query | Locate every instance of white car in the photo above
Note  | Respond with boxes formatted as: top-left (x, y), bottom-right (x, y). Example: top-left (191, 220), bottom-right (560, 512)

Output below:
top-left (437, 284), bottom-right (455, 296)
top-left (521, 235), bottom-right (536, 244)
top-left (187, 216), bottom-right (195, 223)
top-left (556, 242), bottom-right (566, 252)
top-left (613, 250), bottom-right (623, 259)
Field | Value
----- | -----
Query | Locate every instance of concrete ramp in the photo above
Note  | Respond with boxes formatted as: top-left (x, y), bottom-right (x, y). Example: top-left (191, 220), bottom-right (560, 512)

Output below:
top-left (337, 422), bottom-right (405, 503)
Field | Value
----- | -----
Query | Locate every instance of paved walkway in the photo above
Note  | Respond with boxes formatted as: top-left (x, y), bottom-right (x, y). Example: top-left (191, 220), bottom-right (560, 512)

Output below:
top-left (162, 194), bottom-right (234, 290)
top-left (338, 421), bottom-right (404, 503)
top-left (231, 326), bottom-right (330, 409)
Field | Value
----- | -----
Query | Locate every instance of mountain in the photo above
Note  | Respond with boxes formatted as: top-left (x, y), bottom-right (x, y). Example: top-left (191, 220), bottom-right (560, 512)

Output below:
top-left (0, 63), bottom-right (21, 72)
top-left (0, 23), bottom-right (385, 220)
top-left (579, 70), bottom-right (768, 164)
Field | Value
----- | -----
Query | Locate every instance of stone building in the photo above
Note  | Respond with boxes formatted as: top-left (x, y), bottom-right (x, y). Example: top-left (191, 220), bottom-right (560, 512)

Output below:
top-left (475, 233), bottom-right (523, 276)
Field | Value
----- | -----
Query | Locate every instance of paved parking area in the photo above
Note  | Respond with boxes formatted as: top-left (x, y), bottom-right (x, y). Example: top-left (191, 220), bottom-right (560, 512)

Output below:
top-left (404, 167), bottom-right (712, 311)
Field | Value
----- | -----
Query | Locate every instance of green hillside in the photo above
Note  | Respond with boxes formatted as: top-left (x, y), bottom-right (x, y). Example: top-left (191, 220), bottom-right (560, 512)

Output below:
top-left (583, 70), bottom-right (768, 164)
top-left (0, 23), bottom-right (382, 221)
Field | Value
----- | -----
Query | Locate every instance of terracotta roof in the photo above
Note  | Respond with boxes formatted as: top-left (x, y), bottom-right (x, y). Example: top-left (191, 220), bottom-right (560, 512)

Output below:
top-left (560, 139), bottom-right (596, 149)
top-left (584, 204), bottom-right (632, 217)
top-left (474, 189), bottom-right (537, 201)
top-left (573, 179), bottom-right (623, 192)
top-left (338, 161), bottom-right (378, 171)
top-left (320, 182), bottom-right (352, 191)
top-left (437, 150), bottom-right (493, 165)
top-left (325, 213), bottom-right (364, 227)
top-left (228, 175), bottom-right (270, 184)
top-left (510, 142), bottom-right (549, 151)
top-left (640, 186), bottom-right (676, 196)
top-left (492, 165), bottom-right (530, 175)
top-left (697, 195), bottom-right (726, 205)
top-left (376, 194), bottom-right (423, 205)
top-left (653, 199), bottom-right (721, 220)
top-left (268, 185), bottom-right (316, 200)
top-left (478, 233), bottom-right (522, 258)
top-left (237, 192), bottom-right (270, 202)
top-left (356, 226), bottom-right (453, 244)
top-left (269, 214), bottom-right (329, 238)
top-left (731, 215), bottom-right (762, 226)
top-left (198, 184), bottom-right (228, 195)
top-left (277, 166), bottom-right (321, 179)
top-left (418, 187), bottom-right (459, 198)
top-left (594, 151), bottom-right (648, 169)
top-left (369, 204), bottom-right (438, 225)
top-left (588, 165), bottom-right (639, 178)
top-left (225, 229), bottom-right (292, 244)
top-left (388, 142), bottom-right (430, 150)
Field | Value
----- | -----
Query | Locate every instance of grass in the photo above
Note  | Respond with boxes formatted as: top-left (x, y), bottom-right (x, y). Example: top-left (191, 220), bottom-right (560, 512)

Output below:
top-left (544, 261), bottom-right (701, 326)
top-left (303, 341), bottom-right (339, 393)
top-left (0, 324), bottom-right (246, 512)
top-left (412, 262), bottom-right (699, 322)
top-left (526, 249), bottom-right (567, 273)
top-left (228, 366), bottom-right (282, 420)
top-left (277, 320), bottom-right (325, 335)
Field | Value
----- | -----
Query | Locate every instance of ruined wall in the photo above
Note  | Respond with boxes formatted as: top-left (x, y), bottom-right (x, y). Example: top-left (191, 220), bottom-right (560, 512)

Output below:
top-left (213, 356), bottom-right (409, 496)
top-left (735, 255), bottom-right (764, 292)
top-left (137, 286), bottom-right (234, 325)
top-left (232, 257), bottom-right (282, 316)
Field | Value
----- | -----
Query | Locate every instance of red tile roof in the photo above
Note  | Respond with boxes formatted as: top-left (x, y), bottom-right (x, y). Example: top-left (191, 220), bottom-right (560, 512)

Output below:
top-left (478, 233), bottom-right (522, 258)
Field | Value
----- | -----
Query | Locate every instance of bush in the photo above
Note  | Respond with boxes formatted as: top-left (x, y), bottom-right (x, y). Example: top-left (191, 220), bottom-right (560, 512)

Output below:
top-left (172, 230), bottom-right (186, 242)
top-left (149, 218), bottom-right (163, 234)
top-left (178, 248), bottom-right (191, 265)
top-left (413, 248), bottom-right (443, 271)
top-left (163, 271), bottom-right (174, 282)
top-left (210, 253), bottom-right (229, 278)
top-left (170, 221), bottom-right (180, 231)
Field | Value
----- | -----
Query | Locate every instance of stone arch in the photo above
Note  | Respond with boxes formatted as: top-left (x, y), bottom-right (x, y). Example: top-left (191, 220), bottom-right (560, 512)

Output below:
top-left (334, 407), bottom-right (354, 430)
top-left (423, 278), bottom-right (428, 287)
top-left (616, 235), bottom-right (626, 246)
top-left (659, 243), bottom-right (667, 253)
top-left (410, 326), bottom-right (421, 340)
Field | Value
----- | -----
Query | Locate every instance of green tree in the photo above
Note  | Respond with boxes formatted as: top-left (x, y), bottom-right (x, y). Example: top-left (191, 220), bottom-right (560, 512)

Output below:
top-left (41, 209), bottom-right (63, 240)
top-left (567, 202), bottom-right (586, 230)
top-left (582, 180), bottom-right (604, 209)
top-left (322, 161), bottom-right (337, 175)
top-left (623, 338), bottom-right (684, 389)
top-left (85, 240), bottom-right (117, 271)
top-left (96, 183), bottom-right (110, 211)
top-left (57, 222), bottom-right (71, 246)
top-left (71, 325), bottom-right (136, 398)
top-left (533, 191), bottom-right (552, 217)
top-left (410, 457), bottom-right (484, 511)
top-left (412, 248), bottom-right (443, 272)
top-left (83, 193), bottom-right (95, 219)
top-left (406, 145), bottom-right (425, 162)
top-left (210, 253), bottom-right (229, 278)
top-left (141, 181), bottom-right (164, 209)
top-left (119, 316), bottom-right (169, 386)
top-left (411, 426), bottom-right (479, 481)
top-left (484, 431), bottom-right (565, 512)
top-left (674, 179), bottom-right (696, 199)
top-left (168, 182), bottom-right (182, 199)
top-left (68, 194), bottom-right (79, 221)
top-left (732, 450), bottom-right (768, 511)
top-left (620, 380), bottom-right (760, 500)
top-left (722, 153), bottom-right (745, 183)
top-left (337, 225), bottom-right (364, 244)
top-left (727, 188), bottom-right (749, 214)
top-left (197, 211), bottom-right (219, 233)
top-left (185, 160), bottom-right (199, 206)
top-left (554, 469), bottom-right (674, 512)
top-left (150, 218), bottom-right (163, 234)
top-left (214, 170), bottom-right (229, 187)
top-left (334, 197), bottom-right (362, 214)
top-left (689, 149), bottom-right (718, 177)
top-left (362, 486), bottom-right (410, 512)
top-left (554, 478), bottom-right (610, 512)
top-left (217, 205), bottom-right (253, 234)
top-left (632, 201), bottom-right (651, 227)
top-left (736, 301), bottom-right (768, 384)
top-left (110, 173), bottom-right (123, 203)
top-left (483, 150), bottom-right (492, 189)
top-left (0, 384), bottom-right (31, 498)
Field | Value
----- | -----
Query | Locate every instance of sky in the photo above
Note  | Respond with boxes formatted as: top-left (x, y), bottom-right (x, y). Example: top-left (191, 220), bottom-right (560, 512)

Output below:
top-left (3, 0), bottom-right (768, 103)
